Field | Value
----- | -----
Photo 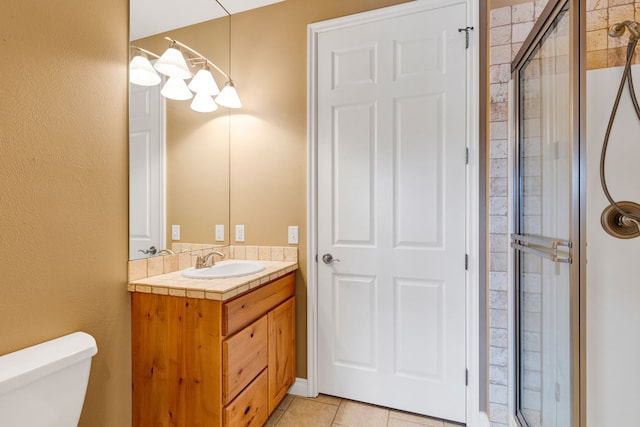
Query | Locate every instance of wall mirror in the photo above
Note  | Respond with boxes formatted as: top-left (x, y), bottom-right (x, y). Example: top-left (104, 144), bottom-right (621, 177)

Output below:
top-left (128, 0), bottom-right (285, 261)
top-left (128, 0), bottom-right (233, 260)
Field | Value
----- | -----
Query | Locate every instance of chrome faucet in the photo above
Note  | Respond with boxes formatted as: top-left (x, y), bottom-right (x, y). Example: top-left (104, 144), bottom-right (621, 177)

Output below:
top-left (195, 250), bottom-right (226, 269)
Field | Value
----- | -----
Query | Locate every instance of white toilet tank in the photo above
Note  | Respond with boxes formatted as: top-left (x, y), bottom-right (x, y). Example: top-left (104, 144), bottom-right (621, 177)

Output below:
top-left (0, 331), bottom-right (98, 427)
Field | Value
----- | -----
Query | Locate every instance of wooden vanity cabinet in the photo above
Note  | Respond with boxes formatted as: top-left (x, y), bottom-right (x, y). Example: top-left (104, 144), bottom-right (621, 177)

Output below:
top-left (131, 272), bottom-right (296, 427)
top-left (268, 296), bottom-right (296, 412)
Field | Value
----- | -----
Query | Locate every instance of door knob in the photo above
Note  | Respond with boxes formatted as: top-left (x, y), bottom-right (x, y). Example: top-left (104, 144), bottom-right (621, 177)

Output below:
top-left (322, 253), bottom-right (341, 264)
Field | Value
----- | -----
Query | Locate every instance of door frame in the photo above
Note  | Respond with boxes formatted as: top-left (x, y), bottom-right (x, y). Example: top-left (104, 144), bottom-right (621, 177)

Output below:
top-left (306, 1), bottom-right (484, 424)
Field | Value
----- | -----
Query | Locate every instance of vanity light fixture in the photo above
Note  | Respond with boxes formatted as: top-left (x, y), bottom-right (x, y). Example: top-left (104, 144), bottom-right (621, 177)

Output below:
top-left (129, 48), bottom-right (162, 86)
top-left (129, 35), bottom-right (242, 112)
top-left (188, 65), bottom-right (221, 96)
top-left (191, 92), bottom-right (219, 113)
top-left (216, 80), bottom-right (242, 108)
top-left (161, 76), bottom-right (193, 101)
top-left (154, 42), bottom-right (192, 79)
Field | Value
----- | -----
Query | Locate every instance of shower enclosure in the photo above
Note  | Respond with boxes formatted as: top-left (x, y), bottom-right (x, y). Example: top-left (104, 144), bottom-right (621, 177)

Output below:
top-left (511, 1), bottom-right (584, 426)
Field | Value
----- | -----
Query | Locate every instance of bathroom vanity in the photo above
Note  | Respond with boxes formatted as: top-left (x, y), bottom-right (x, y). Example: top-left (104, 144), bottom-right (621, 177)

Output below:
top-left (129, 259), bottom-right (297, 427)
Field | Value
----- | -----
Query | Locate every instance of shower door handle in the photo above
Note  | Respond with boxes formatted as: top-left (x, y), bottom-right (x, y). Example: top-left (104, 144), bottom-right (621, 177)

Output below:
top-left (511, 234), bottom-right (571, 264)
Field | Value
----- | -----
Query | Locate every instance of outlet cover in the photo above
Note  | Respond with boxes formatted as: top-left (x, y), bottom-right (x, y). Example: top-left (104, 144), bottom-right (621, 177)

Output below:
top-left (215, 224), bottom-right (224, 241)
top-left (235, 225), bottom-right (245, 242)
top-left (171, 224), bottom-right (180, 241)
top-left (288, 226), bottom-right (299, 244)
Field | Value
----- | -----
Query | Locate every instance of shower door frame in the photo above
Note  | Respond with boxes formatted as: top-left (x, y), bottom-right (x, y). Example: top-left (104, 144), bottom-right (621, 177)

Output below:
top-left (510, 0), bottom-right (585, 426)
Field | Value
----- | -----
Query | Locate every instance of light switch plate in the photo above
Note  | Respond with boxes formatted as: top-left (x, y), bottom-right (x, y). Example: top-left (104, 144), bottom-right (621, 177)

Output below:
top-left (171, 224), bottom-right (180, 241)
top-left (288, 226), bottom-right (299, 244)
top-left (215, 224), bottom-right (224, 242)
top-left (235, 225), bottom-right (245, 242)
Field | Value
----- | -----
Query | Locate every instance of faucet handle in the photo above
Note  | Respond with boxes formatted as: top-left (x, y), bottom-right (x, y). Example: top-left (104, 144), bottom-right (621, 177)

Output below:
top-left (194, 250), bottom-right (225, 269)
top-left (193, 254), bottom-right (207, 269)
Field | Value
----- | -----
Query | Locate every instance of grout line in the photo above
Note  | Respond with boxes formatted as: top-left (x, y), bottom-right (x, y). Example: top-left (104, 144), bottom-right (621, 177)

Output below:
top-left (328, 398), bottom-right (341, 426)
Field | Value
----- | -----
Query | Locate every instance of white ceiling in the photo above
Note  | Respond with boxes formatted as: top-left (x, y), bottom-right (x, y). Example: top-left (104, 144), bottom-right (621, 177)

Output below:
top-left (130, 0), bottom-right (284, 40)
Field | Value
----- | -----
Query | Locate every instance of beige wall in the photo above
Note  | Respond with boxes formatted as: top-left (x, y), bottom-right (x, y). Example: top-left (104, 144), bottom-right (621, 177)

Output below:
top-left (0, 2), bottom-right (418, 424)
top-left (0, 1), bottom-right (130, 427)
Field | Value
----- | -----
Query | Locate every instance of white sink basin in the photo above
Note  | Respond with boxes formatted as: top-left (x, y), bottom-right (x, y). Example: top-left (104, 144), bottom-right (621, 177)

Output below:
top-left (181, 260), bottom-right (266, 279)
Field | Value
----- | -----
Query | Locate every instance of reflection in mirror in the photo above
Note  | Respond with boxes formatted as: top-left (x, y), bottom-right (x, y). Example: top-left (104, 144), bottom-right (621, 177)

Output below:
top-left (129, 12), bottom-right (231, 260)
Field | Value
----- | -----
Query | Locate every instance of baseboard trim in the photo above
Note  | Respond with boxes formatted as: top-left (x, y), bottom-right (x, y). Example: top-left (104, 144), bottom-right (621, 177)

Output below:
top-left (288, 377), bottom-right (310, 397)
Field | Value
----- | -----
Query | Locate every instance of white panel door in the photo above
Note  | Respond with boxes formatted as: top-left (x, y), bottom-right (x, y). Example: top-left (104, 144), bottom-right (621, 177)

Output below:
top-left (129, 83), bottom-right (165, 260)
top-left (316, 2), bottom-right (468, 422)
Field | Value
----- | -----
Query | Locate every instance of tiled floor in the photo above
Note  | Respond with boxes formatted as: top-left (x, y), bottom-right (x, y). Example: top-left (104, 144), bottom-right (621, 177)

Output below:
top-left (265, 394), bottom-right (464, 427)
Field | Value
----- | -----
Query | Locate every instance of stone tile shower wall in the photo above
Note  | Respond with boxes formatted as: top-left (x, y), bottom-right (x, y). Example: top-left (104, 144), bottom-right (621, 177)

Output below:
top-left (488, 1), bottom-right (640, 426)
top-left (489, 5), bottom-right (549, 426)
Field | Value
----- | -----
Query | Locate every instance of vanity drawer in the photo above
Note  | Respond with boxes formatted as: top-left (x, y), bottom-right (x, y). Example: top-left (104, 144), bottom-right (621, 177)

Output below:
top-left (223, 273), bottom-right (295, 336)
top-left (224, 369), bottom-right (269, 427)
top-left (223, 315), bottom-right (268, 404)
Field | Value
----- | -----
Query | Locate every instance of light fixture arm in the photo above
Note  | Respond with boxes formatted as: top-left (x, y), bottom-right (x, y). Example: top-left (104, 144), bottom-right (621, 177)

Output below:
top-left (164, 37), bottom-right (229, 80)
top-left (130, 46), bottom-right (160, 60)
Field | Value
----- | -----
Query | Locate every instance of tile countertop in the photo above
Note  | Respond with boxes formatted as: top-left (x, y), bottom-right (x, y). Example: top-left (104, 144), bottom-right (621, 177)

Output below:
top-left (127, 260), bottom-right (298, 301)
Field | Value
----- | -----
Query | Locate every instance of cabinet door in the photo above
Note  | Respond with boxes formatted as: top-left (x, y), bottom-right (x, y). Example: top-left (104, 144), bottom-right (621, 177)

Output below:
top-left (268, 296), bottom-right (296, 412)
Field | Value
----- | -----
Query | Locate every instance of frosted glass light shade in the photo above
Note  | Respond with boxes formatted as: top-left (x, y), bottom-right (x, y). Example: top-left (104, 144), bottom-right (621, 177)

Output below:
top-left (154, 47), bottom-right (192, 79)
top-left (191, 92), bottom-right (219, 113)
top-left (188, 68), bottom-right (220, 95)
top-left (161, 76), bottom-right (193, 100)
top-left (215, 81), bottom-right (242, 109)
top-left (129, 55), bottom-right (161, 86)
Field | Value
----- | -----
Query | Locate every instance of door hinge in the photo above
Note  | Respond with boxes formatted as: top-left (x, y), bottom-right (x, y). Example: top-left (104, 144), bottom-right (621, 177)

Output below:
top-left (458, 26), bottom-right (474, 49)
top-left (465, 147), bottom-right (469, 164)
top-left (315, 254), bottom-right (318, 263)
top-left (465, 254), bottom-right (469, 270)
top-left (465, 369), bottom-right (469, 386)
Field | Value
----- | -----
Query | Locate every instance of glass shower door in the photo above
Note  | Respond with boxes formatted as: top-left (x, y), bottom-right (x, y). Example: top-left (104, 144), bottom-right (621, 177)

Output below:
top-left (511, 1), bottom-right (579, 426)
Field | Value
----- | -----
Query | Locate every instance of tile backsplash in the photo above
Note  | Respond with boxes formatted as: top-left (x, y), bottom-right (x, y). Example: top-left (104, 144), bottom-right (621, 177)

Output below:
top-left (128, 245), bottom-right (298, 282)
